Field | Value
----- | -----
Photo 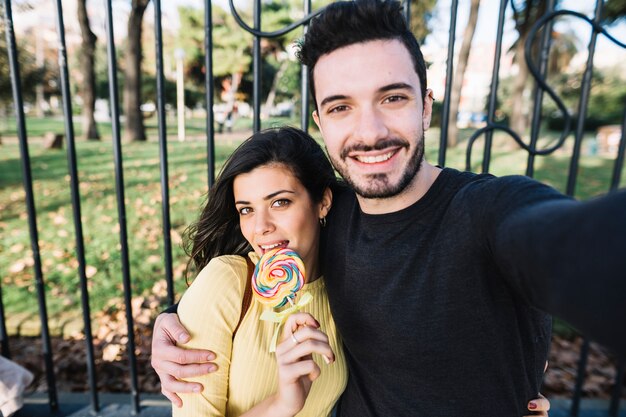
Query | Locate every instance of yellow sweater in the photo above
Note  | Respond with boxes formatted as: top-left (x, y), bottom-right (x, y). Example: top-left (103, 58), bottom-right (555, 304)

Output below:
top-left (175, 253), bottom-right (347, 417)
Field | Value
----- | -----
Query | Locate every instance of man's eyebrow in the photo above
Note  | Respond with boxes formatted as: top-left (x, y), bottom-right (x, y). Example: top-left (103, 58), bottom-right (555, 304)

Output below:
top-left (319, 94), bottom-right (349, 109)
top-left (235, 190), bottom-right (295, 205)
top-left (319, 83), bottom-right (415, 108)
top-left (378, 82), bottom-right (414, 93)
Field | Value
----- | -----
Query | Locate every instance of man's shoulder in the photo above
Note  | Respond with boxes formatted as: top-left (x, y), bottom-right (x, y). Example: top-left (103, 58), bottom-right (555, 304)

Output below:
top-left (451, 171), bottom-right (572, 220)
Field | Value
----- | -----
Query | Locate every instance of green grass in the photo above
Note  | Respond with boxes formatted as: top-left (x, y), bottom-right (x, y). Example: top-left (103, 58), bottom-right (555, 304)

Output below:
top-left (0, 117), bottom-right (624, 323)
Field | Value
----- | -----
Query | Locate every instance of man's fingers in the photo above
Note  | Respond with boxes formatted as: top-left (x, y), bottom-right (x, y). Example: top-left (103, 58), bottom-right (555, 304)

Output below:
top-left (160, 373), bottom-right (204, 395)
top-left (156, 359), bottom-right (218, 379)
top-left (153, 343), bottom-right (215, 366)
top-left (161, 388), bottom-right (183, 408)
top-left (155, 313), bottom-right (191, 344)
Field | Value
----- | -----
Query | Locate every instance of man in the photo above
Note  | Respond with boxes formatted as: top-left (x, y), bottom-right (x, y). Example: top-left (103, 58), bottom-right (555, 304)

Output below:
top-left (151, 1), bottom-right (626, 415)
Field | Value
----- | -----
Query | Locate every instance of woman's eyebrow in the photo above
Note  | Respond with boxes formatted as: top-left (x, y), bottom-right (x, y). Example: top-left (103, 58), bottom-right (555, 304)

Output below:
top-left (235, 189), bottom-right (295, 205)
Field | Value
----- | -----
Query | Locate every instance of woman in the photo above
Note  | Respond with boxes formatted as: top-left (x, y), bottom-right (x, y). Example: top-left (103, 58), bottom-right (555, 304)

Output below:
top-left (173, 127), bottom-right (551, 417)
top-left (175, 127), bottom-right (346, 417)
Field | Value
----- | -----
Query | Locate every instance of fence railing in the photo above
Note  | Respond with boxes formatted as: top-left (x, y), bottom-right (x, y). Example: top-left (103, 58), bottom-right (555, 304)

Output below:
top-left (1, 0), bottom-right (624, 415)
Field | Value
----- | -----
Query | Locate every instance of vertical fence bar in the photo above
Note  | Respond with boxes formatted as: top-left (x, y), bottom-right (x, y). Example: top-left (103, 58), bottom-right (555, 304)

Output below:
top-left (571, 338), bottom-right (590, 416)
top-left (403, 0), bottom-right (410, 23)
top-left (205, 0), bottom-right (216, 187)
top-left (0, 283), bottom-right (9, 358)
top-left (52, 0), bottom-right (100, 411)
top-left (252, 0), bottom-right (262, 132)
top-left (2, 0), bottom-right (58, 410)
top-left (609, 361), bottom-right (624, 417)
top-left (439, 0), bottom-right (459, 168)
top-left (300, 0), bottom-right (311, 132)
top-left (103, 1), bottom-right (140, 413)
top-left (153, 0), bottom-right (175, 307)
top-left (525, 0), bottom-right (555, 178)
top-left (609, 110), bottom-right (626, 191)
top-left (565, 0), bottom-right (603, 197)
top-left (482, 0), bottom-right (508, 173)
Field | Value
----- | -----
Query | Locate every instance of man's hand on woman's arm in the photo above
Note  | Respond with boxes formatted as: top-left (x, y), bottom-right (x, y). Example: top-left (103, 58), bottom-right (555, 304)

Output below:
top-left (151, 312), bottom-right (218, 407)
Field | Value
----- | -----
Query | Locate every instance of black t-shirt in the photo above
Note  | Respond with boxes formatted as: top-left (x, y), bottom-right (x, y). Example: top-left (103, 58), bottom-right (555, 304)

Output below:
top-left (321, 168), bottom-right (626, 417)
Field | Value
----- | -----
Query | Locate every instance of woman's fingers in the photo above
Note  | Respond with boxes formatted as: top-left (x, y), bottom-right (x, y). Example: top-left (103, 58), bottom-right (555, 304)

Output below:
top-left (280, 359), bottom-right (321, 382)
top-left (526, 393), bottom-right (550, 416)
top-left (278, 338), bottom-right (335, 365)
top-left (280, 313), bottom-right (320, 340)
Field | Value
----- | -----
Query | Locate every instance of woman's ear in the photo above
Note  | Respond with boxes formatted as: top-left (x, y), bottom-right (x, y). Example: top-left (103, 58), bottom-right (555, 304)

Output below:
top-left (319, 187), bottom-right (333, 219)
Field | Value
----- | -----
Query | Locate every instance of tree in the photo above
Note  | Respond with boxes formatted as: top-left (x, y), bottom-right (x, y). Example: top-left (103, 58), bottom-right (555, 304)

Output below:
top-left (123, 0), bottom-right (150, 142)
top-left (77, 0), bottom-right (100, 140)
top-left (447, 0), bottom-right (480, 147)
top-left (509, 0), bottom-right (548, 137)
top-left (408, 0), bottom-right (437, 43)
top-left (603, 0), bottom-right (626, 24)
top-left (178, 5), bottom-right (251, 114)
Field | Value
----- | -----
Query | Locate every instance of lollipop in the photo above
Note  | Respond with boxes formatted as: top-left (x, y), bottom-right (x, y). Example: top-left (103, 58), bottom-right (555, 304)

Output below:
top-left (252, 248), bottom-right (305, 308)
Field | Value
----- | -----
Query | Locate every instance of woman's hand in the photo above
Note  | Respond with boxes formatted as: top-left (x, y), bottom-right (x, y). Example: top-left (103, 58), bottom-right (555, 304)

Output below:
top-left (271, 312), bottom-right (335, 417)
top-left (525, 393), bottom-right (550, 416)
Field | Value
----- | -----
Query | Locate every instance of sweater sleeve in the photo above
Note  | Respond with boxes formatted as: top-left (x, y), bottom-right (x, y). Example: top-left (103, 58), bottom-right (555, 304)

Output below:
top-left (173, 255), bottom-right (248, 417)
top-left (490, 182), bottom-right (626, 356)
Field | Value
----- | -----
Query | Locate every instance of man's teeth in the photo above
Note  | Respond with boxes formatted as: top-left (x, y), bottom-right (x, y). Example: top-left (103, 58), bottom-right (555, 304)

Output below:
top-left (355, 151), bottom-right (394, 164)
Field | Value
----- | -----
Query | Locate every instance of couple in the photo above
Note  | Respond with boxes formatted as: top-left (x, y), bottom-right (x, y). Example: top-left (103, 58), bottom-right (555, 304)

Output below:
top-left (152, 0), bottom-right (626, 416)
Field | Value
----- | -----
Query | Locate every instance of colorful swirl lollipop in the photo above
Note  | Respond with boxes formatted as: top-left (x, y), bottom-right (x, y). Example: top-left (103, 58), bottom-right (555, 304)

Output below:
top-left (252, 248), bottom-right (305, 308)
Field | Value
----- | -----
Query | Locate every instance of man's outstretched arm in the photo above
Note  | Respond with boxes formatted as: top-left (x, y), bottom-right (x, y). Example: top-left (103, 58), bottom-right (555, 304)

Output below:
top-left (151, 312), bottom-right (218, 407)
top-left (494, 188), bottom-right (626, 356)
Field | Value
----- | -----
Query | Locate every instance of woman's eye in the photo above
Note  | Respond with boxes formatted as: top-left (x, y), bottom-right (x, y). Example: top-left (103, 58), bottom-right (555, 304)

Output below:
top-left (272, 199), bottom-right (291, 208)
top-left (238, 207), bottom-right (252, 215)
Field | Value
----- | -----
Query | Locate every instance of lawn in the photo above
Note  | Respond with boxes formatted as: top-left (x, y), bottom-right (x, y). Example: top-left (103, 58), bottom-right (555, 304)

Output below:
top-left (0, 116), bottom-right (624, 332)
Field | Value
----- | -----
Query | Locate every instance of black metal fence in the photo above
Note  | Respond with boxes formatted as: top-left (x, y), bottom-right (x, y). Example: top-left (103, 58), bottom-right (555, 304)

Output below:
top-left (1, 0), bottom-right (624, 415)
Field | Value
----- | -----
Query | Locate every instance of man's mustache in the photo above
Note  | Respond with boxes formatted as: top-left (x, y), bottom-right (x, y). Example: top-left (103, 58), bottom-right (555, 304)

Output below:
top-left (340, 138), bottom-right (409, 159)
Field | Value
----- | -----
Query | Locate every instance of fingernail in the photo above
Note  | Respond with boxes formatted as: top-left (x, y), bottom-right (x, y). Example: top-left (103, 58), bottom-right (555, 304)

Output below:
top-left (528, 402), bottom-right (537, 410)
top-left (323, 355), bottom-right (331, 365)
top-left (207, 365), bottom-right (217, 372)
top-left (207, 353), bottom-right (215, 361)
top-left (178, 333), bottom-right (190, 343)
top-left (193, 386), bottom-right (201, 393)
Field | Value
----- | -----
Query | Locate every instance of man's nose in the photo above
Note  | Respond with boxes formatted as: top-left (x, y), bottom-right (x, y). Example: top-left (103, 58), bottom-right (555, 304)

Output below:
top-left (353, 106), bottom-right (389, 144)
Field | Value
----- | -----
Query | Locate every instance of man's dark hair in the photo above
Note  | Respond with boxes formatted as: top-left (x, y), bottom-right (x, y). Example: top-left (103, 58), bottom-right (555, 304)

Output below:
top-left (298, 0), bottom-right (427, 109)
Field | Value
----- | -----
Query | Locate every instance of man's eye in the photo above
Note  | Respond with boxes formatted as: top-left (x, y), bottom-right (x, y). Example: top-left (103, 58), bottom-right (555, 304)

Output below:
top-left (384, 95), bottom-right (406, 103)
top-left (238, 207), bottom-right (252, 215)
top-left (272, 199), bottom-right (291, 208)
top-left (329, 105), bottom-right (348, 113)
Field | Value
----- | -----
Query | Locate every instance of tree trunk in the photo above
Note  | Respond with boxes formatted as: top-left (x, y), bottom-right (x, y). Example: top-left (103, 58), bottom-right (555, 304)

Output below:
top-left (447, 0), bottom-right (480, 147)
top-left (77, 0), bottom-right (100, 140)
top-left (123, 0), bottom-right (150, 142)
top-left (262, 59), bottom-right (289, 119)
top-left (509, 35), bottom-right (531, 138)
top-left (510, 0), bottom-right (547, 142)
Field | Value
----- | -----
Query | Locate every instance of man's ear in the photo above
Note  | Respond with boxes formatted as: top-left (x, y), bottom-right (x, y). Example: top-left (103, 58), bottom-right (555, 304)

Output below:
top-left (422, 89), bottom-right (434, 131)
top-left (313, 110), bottom-right (322, 134)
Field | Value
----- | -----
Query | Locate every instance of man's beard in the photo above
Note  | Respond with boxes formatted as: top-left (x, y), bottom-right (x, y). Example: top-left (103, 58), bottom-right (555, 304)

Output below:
top-left (330, 135), bottom-right (425, 199)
